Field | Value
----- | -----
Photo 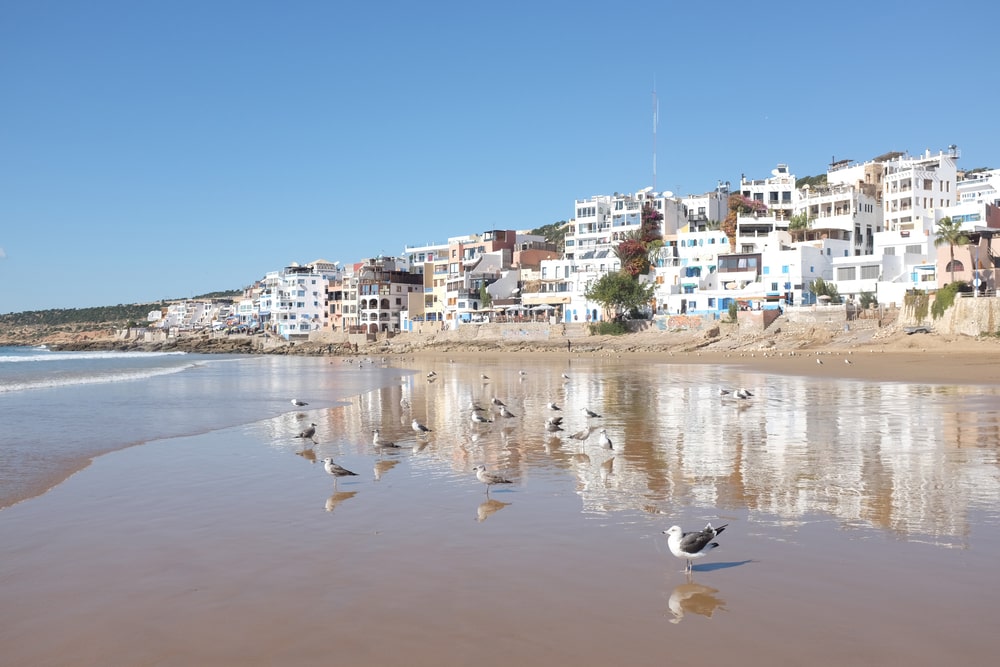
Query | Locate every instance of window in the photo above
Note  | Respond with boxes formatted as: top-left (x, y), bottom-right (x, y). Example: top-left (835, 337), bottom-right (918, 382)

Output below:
top-left (837, 267), bottom-right (856, 280)
top-left (782, 265), bottom-right (789, 274)
top-left (763, 266), bottom-right (770, 275)
top-left (860, 265), bottom-right (879, 280)
top-left (771, 282), bottom-right (779, 291)
top-left (905, 245), bottom-right (922, 254)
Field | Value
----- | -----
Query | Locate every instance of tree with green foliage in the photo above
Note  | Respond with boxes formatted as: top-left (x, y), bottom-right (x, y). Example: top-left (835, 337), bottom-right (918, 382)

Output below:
top-left (934, 216), bottom-right (970, 284)
top-left (788, 211), bottom-right (814, 242)
top-left (478, 284), bottom-right (492, 309)
top-left (810, 277), bottom-right (841, 304)
top-left (584, 271), bottom-right (654, 320)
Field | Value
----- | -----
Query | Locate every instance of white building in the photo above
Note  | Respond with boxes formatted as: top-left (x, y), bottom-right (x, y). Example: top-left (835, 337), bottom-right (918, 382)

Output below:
top-left (882, 148), bottom-right (959, 234)
top-left (259, 262), bottom-right (342, 340)
top-left (739, 164), bottom-right (797, 221)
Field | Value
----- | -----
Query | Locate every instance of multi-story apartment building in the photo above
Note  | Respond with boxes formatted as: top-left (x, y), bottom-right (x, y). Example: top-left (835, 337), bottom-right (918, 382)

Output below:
top-left (797, 181), bottom-right (881, 255)
top-left (565, 190), bottom-right (686, 260)
top-left (403, 240), bottom-right (449, 324)
top-left (682, 182), bottom-right (731, 231)
top-left (356, 256), bottom-right (423, 334)
top-left (740, 164), bottom-right (797, 221)
top-left (882, 148), bottom-right (959, 234)
top-left (258, 261), bottom-right (341, 340)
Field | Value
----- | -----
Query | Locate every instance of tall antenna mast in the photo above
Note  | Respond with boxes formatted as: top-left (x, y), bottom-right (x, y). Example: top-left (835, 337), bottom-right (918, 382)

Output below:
top-left (652, 77), bottom-right (658, 193)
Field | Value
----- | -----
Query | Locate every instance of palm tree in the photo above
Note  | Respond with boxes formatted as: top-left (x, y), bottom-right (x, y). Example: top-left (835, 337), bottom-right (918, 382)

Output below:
top-left (934, 216), bottom-right (970, 284)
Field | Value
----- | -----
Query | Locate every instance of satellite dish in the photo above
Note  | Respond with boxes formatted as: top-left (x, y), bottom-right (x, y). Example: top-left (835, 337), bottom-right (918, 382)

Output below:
top-left (771, 168), bottom-right (780, 176)
top-left (663, 191), bottom-right (674, 198)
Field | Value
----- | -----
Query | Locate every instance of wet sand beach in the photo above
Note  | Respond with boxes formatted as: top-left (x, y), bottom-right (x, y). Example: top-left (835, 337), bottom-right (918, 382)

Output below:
top-left (2, 348), bottom-right (999, 666)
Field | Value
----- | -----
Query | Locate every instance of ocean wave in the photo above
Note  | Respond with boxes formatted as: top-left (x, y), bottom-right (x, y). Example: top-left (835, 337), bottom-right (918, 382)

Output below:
top-left (0, 350), bottom-right (189, 364)
top-left (0, 362), bottom-right (198, 393)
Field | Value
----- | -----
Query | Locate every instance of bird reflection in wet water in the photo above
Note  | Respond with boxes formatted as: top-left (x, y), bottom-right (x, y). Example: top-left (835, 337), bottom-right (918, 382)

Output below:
top-left (476, 498), bottom-right (511, 522)
top-left (325, 491), bottom-right (359, 513)
top-left (373, 458), bottom-right (399, 481)
top-left (667, 580), bottom-right (727, 624)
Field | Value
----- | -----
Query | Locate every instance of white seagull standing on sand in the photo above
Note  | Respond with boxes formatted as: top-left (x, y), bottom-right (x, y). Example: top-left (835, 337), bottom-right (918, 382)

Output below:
top-left (473, 464), bottom-right (513, 494)
top-left (412, 418), bottom-right (433, 434)
top-left (322, 457), bottom-right (358, 485)
top-left (372, 429), bottom-right (399, 448)
top-left (471, 410), bottom-right (493, 424)
top-left (663, 523), bottom-right (728, 573)
top-left (598, 428), bottom-right (613, 450)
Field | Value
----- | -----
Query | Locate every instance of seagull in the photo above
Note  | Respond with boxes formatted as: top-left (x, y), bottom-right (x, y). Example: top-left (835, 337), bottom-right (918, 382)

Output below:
top-left (718, 388), bottom-right (732, 396)
top-left (426, 371), bottom-right (437, 379)
top-left (598, 428), bottom-right (613, 450)
top-left (816, 358), bottom-right (823, 365)
top-left (372, 429), bottom-right (399, 448)
top-left (473, 464), bottom-right (513, 494)
top-left (295, 423), bottom-right (317, 442)
top-left (548, 402), bottom-right (562, 411)
top-left (582, 407), bottom-right (602, 418)
top-left (545, 419), bottom-right (564, 433)
top-left (471, 411), bottom-right (493, 424)
top-left (491, 397), bottom-right (506, 407)
top-left (844, 358), bottom-right (853, 365)
top-left (291, 398), bottom-right (309, 407)
top-left (561, 373), bottom-right (571, 381)
top-left (735, 388), bottom-right (753, 400)
top-left (498, 405), bottom-right (516, 418)
top-left (481, 373), bottom-right (490, 381)
top-left (568, 426), bottom-right (593, 441)
top-left (412, 418), bottom-right (433, 434)
top-left (322, 457), bottom-right (358, 484)
top-left (663, 523), bottom-right (728, 573)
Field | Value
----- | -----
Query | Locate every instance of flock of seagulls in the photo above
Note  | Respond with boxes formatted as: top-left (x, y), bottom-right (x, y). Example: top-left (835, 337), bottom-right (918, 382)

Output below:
top-left (286, 362), bottom-right (734, 571)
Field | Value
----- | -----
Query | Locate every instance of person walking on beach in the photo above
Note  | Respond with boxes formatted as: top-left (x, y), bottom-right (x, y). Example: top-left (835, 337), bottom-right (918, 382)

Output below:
top-left (567, 339), bottom-right (572, 353)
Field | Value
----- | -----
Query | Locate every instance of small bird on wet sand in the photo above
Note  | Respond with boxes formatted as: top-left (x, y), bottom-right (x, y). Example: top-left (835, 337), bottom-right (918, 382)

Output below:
top-left (296, 423), bottom-right (317, 442)
top-left (473, 464), bottom-right (513, 494)
top-left (664, 523), bottom-right (728, 573)
top-left (412, 418), bottom-right (433, 434)
top-left (491, 397), bottom-right (506, 407)
top-left (372, 429), bottom-right (399, 448)
top-left (471, 410), bottom-right (493, 424)
top-left (582, 407), bottom-right (602, 418)
top-left (498, 405), bottom-right (516, 418)
top-left (548, 402), bottom-right (562, 411)
top-left (291, 398), bottom-right (309, 407)
top-left (568, 426), bottom-right (593, 441)
top-left (322, 457), bottom-right (358, 484)
top-left (599, 428), bottom-right (613, 450)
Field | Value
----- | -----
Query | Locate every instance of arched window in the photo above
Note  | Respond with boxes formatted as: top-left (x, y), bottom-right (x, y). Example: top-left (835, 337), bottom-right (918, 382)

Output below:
top-left (945, 260), bottom-right (965, 273)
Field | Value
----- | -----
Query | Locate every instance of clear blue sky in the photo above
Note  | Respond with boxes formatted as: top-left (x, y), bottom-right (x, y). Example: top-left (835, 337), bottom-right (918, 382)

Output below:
top-left (2, 0), bottom-right (997, 313)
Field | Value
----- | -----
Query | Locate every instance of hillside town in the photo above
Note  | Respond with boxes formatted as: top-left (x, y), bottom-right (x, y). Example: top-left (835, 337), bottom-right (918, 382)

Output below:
top-left (137, 147), bottom-right (999, 346)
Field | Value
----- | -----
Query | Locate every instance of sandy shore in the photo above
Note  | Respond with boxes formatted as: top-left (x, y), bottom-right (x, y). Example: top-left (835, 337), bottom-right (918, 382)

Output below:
top-left (2, 348), bottom-right (999, 665)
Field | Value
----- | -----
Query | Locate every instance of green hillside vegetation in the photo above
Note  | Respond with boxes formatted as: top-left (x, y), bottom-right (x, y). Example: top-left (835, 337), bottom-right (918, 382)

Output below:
top-left (795, 174), bottom-right (827, 189)
top-left (530, 221), bottom-right (568, 252)
top-left (0, 290), bottom-right (242, 326)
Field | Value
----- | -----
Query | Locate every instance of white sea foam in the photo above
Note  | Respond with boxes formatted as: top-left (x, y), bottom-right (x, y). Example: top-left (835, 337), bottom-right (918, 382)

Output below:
top-left (0, 362), bottom-right (198, 393)
top-left (0, 350), bottom-right (188, 364)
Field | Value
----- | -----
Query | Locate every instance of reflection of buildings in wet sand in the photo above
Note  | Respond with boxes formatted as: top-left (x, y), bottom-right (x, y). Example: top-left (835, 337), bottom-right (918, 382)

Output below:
top-left (257, 360), bottom-right (1000, 543)
top-left (667, 580), bottom-right (727, 624)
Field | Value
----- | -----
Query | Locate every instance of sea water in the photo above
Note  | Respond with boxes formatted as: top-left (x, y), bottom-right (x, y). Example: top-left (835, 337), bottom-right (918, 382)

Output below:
top-left (0, 346), bottom-right (400, 508)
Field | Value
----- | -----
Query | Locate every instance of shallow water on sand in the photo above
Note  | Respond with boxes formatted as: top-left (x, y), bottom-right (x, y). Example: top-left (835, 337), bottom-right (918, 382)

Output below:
top-left (1, 356), bottom-right (999, 666)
